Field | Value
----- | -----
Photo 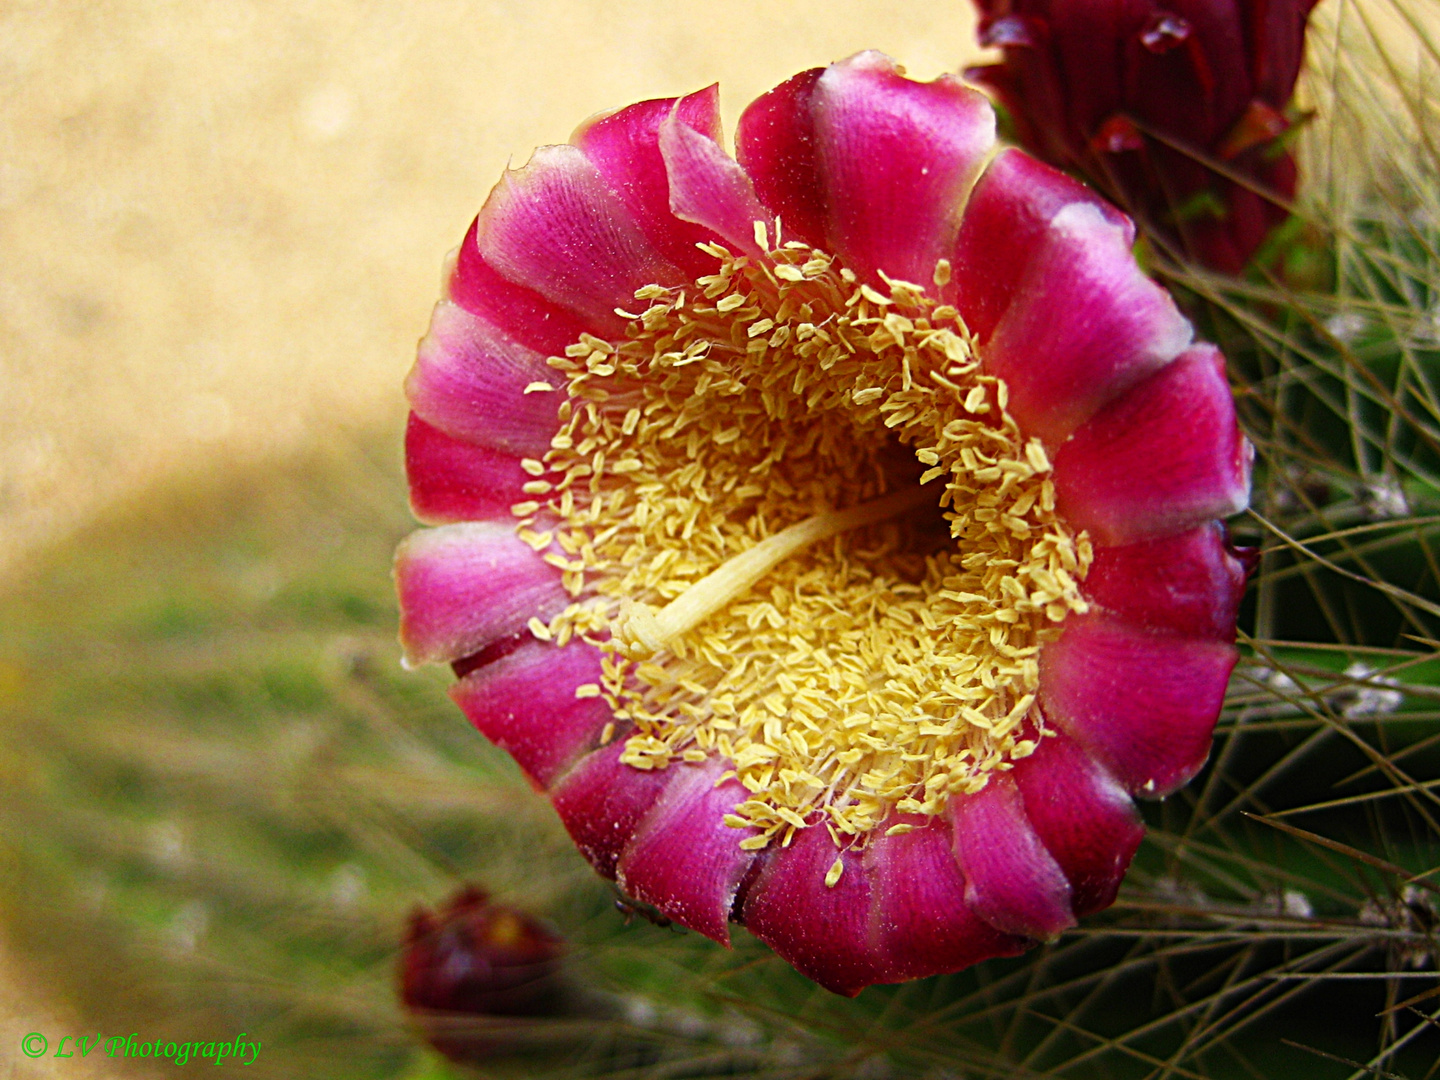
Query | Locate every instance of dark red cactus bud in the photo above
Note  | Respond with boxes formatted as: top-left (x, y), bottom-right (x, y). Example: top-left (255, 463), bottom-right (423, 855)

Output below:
top-left (400, 885), bottom-right (568, 1062)
top-left (967, 0), bottom-right (1320, 273)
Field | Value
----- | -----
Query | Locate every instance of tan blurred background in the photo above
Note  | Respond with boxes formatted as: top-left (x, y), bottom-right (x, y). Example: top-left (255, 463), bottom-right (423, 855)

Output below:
top-left (0, 8), bottom-right (982, 1069)
top-left (0, 0), bottom-right (988, 581)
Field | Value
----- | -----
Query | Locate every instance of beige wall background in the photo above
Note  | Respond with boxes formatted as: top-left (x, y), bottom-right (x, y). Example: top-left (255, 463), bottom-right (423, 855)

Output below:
top-left (0, 0), bottom-right (987, 578)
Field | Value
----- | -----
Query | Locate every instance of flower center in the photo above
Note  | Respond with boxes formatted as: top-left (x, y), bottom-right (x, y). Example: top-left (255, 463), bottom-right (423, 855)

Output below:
top-left (515, 237), bottom-right (1092, 850)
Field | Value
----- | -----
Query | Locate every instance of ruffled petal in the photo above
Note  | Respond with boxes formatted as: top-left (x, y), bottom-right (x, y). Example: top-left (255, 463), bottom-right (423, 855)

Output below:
top-left (1053, 343), bottom-right (1253, 545)
top-left (1039, 611), bottom-right (1238, 797)
top-left (395, 522), bottom-right (566, 667)
top-left (475, 143), bottom-right (681, 330)
top-left (659, 108), bottom-right (771, 258)
top-left (1083, 522), bottom-right (1250, 641)
top-left (450, 639), bottom-right (610, 790)
top-left (948, 148), bottom-right (1131, 343)
top-left (865, 817), bottom-right (1028, 982)
top-left (742, 826), bottom-right (888, 996)
top-left (1011, 729), bottom-right (1143, 917)
top-left (404, 300), bottom-right (562, 457)
top-left (950, 773), bottom-right (1075, 940)
top-left (549, 739), bottom-right (669, 881)
top-left (735, 67), bottom-right (827, 249)
top-left (811, 51), bottom-right (996, 285)
top-left (572, 87), bottom-right (726, 279)
top-left (449, 216), bottom-right (593, 354)
top-left (616, 758), bottom-right (756, 945)
top-left (405, 413), bottom-right (537, 525)
top-left (983, 200), bottom-right (1193, 445)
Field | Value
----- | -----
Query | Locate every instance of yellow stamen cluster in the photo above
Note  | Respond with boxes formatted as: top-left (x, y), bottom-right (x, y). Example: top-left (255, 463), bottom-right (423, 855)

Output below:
top-left (515, 237), bottom-right (1091, 851)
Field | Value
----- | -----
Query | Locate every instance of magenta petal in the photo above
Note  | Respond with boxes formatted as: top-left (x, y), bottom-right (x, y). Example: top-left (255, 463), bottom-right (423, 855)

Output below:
top-left (395, 523), bottom-right (567, 667)
top-left (984, 201), bottom-right (1193, 444)
top-left (659, 109), bottom-right (771, 258)
top-left (1039, 612), bottom-right (1238, 797)
top-left (949, 148), bottom-right (1132, 343)
top-left (735, 67), bottom-right (828, 249)
top-left (549, 740), bottom-right (669, 880)
top-left (950, 773), bottom-right (1076, 940)
top-left (742, 826), bottom-right (889, 996)
top-left (1053, 344), bottom-right (1253, 546)
top-left (405, 413), bottom-right (536, 525)
top-left (616, 759), bottom-right (755, 945)
top-left (475, 144), bottom-right (680, 330)
top-left (1083, 522), bottom-right (1250, 641)
top-left (450, 639), bottom-right (610, 790)
top-left (405, 300), bottom-right (562, 457)
top-left (866, 818), bottom-right (1028, 981)
top-left (1011, 730), bottom-right (1143, 917)
top-left (572, 87), bottom-right (726, 279)
top-left (812, 52), bottom-right (995, 285)
top-left (449, 216), bottom-right (594, 354)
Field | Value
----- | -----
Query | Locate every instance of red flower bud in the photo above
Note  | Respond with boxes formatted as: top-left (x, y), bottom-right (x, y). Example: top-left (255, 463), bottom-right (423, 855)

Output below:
top-left (400, 885), bottom-right (567, 1062)
top-left (967, 0), bottom-right (1319, 272)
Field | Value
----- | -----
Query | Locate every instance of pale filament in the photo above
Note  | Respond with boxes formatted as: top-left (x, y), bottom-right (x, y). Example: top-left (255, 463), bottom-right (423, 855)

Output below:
top-left (618, 485), bottom-right (933, 659)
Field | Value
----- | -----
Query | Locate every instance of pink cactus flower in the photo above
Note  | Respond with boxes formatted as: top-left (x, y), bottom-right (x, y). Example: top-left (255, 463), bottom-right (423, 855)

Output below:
top-left (966, 0), bottom-right (1320, 273)
top-left (395, 52), bottom-right (1252, 996)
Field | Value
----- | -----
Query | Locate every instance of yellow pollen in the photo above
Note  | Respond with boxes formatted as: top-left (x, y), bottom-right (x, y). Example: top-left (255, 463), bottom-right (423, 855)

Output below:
top-left (520, 238), bottom-right (1092, 851)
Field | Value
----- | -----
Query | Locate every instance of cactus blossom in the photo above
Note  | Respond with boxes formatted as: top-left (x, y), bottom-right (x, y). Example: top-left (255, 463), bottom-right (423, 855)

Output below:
top-left (395, 52), bottom-right (1252, 995)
